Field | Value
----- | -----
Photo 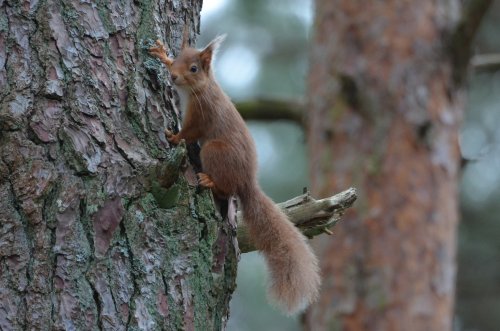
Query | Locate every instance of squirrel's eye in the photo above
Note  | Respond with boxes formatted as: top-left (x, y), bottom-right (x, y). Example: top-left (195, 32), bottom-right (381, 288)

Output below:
top-left (190, 65), bottom-right (198, 73)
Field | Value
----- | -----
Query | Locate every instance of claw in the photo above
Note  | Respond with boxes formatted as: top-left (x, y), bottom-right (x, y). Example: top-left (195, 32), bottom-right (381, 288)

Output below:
top-left (149, 40), bottom-right (173, 66)
top-left (149, 40), bottom-right (166, 54)
top-left (165, 129), bottom-right (180, 144)
top-left (197, 173), bottom-right (215, 188)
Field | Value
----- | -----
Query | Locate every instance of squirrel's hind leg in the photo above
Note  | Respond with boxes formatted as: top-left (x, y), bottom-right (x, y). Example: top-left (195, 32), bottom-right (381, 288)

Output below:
top-left (200, 139), bottom-right (241, 198)
top-left (197, 172), bottom-right (227, 198)
top-left (198, 173), bottom-right (215, 188)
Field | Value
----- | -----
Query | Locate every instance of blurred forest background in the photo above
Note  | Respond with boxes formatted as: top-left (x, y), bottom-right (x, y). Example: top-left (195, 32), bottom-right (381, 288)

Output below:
top-left (198, 0), bottom-right (500, 330)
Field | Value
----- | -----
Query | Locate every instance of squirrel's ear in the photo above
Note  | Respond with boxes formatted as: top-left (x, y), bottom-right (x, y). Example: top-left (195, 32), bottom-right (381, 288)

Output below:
top-left (199, 34), bottom-right (226, 71)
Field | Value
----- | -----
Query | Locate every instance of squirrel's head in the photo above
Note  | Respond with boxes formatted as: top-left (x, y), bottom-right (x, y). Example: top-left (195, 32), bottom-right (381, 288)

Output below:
top-left (161, 35), bottom-right (226, 93)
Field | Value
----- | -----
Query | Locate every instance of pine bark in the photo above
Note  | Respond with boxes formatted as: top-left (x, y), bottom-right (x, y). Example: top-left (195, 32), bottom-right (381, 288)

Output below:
top-left (305, 1), bottom-right (463, 330)
top-left (0, 1), bottom-right (238, 330)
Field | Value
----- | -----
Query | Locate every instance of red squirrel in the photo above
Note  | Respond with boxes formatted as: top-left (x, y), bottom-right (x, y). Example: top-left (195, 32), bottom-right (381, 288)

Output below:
top-left (149, 35), bottom-right (320, 314)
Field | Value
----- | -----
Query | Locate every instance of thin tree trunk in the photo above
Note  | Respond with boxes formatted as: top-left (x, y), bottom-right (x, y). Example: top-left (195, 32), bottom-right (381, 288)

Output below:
top-left (0, 1), bottom-right (238, 330)
top-left (305, 1), bottom-right (463, 330)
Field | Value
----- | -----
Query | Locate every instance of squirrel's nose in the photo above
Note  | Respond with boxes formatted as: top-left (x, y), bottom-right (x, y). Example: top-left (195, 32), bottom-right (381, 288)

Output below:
top-left (171, 74), bottom-right (178, 82)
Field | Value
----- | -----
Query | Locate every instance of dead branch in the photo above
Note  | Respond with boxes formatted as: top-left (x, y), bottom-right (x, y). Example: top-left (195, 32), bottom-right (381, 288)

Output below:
top-left (235, 99), bottom-right (305, 127)
top-left (450, 0), bottom-right (493, 84)
top-left (471, 53), bottom-right (500, 72)
top-left (237, 188), bottom-right (357, 253)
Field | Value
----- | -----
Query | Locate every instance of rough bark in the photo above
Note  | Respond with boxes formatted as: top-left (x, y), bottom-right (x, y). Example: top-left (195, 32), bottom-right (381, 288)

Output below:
top-left (0, 1), bottom-right (238, 330)
top-left (304, 1), bottom-right (464, 330)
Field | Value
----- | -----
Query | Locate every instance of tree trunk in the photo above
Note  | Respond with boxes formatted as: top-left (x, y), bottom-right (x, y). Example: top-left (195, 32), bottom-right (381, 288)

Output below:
top-left (0, 1), bottom-right (238, 330)
top-left (305, 1), bottom-right (463, 330)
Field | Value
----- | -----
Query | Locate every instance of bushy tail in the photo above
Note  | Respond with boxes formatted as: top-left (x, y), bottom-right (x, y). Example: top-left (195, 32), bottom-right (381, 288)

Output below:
top-left (239, 185), bottom-right (320, 314)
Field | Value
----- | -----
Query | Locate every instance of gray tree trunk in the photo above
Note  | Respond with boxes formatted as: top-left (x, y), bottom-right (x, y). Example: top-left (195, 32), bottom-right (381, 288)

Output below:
top-left (0, 1), bottom-right (238, 330)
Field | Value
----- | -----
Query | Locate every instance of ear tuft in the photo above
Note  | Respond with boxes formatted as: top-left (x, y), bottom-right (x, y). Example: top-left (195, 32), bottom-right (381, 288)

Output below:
top-left (199, 34), bottom-right (227, 71)
top-left (205, 34), bottom-right (227, 55)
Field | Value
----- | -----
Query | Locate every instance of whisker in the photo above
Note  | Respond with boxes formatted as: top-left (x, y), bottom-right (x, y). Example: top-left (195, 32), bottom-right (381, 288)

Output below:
top-left (190, 87), bottom-right (205, 123)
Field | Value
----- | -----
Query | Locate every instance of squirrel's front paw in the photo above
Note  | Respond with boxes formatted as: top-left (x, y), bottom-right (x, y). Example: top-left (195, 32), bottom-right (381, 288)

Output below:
top-left (149, 40), bottom-right (167, 58)
top-left (165, 129), bottom-right (181, 144)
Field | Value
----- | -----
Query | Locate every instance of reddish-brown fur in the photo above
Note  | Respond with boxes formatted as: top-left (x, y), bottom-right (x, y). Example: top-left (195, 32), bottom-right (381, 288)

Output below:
top-left (149, 36), bottom-right (320, 314)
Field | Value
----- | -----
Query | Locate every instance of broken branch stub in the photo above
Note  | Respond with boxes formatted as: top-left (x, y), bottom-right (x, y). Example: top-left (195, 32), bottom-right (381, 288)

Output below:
top-left (236, 188), bottom-right (357, 253)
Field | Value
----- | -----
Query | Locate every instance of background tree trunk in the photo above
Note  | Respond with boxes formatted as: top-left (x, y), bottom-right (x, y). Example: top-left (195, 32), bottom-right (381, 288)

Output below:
top-left (0, 1), bottom-right (238, 330)
top-left (305, 1), bottom-right (463, 330)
